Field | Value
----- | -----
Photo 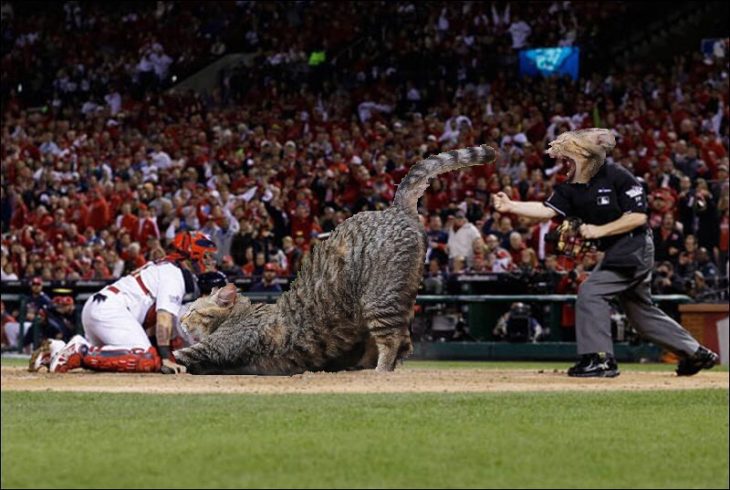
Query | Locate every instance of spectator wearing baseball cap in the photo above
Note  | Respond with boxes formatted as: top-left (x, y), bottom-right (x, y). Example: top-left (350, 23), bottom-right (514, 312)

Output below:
top-left (27, 276), bottom-right (52, 313)
top-left (16, 276), bottom-right (53, 351)
top-left (249, 263), bottom-right (282, 293)
top-left (44, 295), bottom-right (77, 342)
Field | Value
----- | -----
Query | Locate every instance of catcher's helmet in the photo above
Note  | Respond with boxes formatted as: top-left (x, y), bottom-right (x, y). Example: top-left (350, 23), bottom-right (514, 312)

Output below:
top-left (170, 230), bottom-right (192, 257)
top-left (169, 231), bottom-right (217, 271)
top-left (188, 231), bottom-right (217, 264)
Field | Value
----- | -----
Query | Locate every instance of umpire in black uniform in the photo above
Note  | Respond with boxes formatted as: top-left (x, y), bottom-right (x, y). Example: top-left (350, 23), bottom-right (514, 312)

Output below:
top-left (493, 128), bottom-right (718, 377)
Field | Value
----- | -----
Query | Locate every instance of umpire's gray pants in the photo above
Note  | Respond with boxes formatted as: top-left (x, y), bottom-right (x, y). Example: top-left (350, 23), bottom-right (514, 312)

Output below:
top-left (575, 232), bottom-right (700, 356)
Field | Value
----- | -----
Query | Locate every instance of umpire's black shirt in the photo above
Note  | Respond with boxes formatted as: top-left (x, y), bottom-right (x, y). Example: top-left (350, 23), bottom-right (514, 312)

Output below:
top-left (544, 163), bottom-right (649, 270)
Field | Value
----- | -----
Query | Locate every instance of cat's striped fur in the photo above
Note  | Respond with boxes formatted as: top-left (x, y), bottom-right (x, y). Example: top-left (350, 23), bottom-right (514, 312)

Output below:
top-left (175, 145), bottom-right (496, 374)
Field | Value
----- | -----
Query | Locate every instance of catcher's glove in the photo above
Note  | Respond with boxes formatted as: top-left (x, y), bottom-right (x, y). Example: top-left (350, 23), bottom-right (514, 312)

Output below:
top-left (546, 217), bottom-right (597, 258)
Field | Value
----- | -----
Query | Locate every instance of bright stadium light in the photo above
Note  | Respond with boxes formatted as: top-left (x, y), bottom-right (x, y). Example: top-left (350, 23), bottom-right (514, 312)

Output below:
top-left (17, 84), bottom-right (22, 93)
top-left (171, 75), bottom-right (177, 83)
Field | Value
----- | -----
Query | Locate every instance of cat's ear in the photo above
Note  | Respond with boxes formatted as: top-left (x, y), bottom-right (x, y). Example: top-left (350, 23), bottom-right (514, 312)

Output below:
top-left (215, 283), bottom-right (238, 308)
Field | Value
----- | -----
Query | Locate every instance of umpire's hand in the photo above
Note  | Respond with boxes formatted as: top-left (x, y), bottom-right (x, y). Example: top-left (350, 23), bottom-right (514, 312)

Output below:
top-left (161, 358), bottom-right (187, 374)
top-left (492, 192), bottom-right (513, 213)
top-left (579, 224), bottom-right (603, 240)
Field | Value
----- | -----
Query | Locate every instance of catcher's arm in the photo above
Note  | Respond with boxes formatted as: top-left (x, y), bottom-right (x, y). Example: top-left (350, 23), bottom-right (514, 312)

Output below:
top-left (157, 310), bottom-right (187, 374)
top-left (492, 192), bottom-right (557, 220)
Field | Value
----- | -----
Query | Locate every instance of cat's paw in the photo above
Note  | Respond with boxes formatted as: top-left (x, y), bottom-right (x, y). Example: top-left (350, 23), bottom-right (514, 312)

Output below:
top-left (172, 348), bottom-right (190, 366)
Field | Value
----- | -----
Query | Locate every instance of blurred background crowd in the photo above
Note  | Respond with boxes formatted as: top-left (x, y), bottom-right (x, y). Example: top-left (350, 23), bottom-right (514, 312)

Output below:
top-left (1, 1), bottom-right (728, 312)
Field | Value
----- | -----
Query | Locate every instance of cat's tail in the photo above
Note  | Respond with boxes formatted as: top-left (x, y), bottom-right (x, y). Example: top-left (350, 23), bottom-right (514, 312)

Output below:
top-left (393, 144), bottom-right (496, 213)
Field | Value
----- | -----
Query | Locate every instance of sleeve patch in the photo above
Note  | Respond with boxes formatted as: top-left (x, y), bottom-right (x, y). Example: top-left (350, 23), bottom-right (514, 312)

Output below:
top-left (624, 186), bottom-right (643, 198)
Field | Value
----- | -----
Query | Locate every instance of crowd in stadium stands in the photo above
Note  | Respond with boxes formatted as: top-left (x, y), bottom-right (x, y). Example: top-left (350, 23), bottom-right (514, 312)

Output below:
top-left (1, 1), bottom-right (728, 313)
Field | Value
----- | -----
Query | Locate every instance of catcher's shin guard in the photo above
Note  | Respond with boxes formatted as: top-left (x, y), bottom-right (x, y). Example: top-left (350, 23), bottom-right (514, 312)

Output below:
top-left (82, 346), bottom-right (162, 373)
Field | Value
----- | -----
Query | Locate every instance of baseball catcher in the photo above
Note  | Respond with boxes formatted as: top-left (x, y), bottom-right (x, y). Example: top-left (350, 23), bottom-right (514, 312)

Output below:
top-left (35, 231), bottom-right (217, 374)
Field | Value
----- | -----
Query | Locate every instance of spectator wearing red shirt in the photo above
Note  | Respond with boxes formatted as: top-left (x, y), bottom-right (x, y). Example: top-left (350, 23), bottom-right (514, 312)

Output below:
top-left (9, 192), bottom-right (29, 231)
top-left (34, 206), bottom-right (55, 233)
top-left (115, 202), bottom-right (139, 238)
top-left (87, 256), bottom-right (113, 280)
top-left (290, 204), bottom-right (317, 245)
top-left (87, 187), bottom-right (111, 232)
top-left (135, 204), bottom-right (160, 249)
top-left (423, 178), bottom-right (450, 214)
top-left (46, 208), bottom-right (69, 246)
top-left (66, 188), bottom-right (89, 231)
top-left (528, 219), bottom-right (558, 261)
top-left (120, 242), bottom-right (146, 273)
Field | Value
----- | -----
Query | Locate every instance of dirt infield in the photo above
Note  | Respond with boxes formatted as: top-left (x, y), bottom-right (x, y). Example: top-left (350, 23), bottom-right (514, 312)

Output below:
top-left (2, 365), bottom-right (727, 394)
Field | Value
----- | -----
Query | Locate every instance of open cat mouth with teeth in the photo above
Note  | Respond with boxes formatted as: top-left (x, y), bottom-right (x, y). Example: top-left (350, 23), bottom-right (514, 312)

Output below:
top-left (558, 156), bottom-right (577, 180)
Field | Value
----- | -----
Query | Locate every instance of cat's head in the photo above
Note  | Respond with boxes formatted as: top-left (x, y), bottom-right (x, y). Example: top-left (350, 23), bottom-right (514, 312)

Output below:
top-left (180, 283), bottom-right (250, 339)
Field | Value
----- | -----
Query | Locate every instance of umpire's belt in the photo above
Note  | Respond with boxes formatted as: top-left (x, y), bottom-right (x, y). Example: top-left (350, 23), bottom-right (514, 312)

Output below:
top-left (631, 226), bottom-right (650, 237)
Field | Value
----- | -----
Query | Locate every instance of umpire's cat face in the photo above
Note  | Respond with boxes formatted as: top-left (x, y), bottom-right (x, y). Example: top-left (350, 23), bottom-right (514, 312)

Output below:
top-left (180, 283), bottom-right (248, 339)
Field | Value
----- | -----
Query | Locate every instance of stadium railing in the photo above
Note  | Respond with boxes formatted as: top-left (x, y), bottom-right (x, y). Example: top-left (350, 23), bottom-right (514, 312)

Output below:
top-left (0, 278), bottom-right (702, 354)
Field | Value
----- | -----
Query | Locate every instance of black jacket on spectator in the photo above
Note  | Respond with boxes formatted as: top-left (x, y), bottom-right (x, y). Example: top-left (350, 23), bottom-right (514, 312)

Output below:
top-left (695, 196), bottom-right (720, 250)
top-left (652, 227), bottom-right (684, 263)
top-left (465, 202), bottom-right (484, 224)
top-left (677, 190), bottom-right (696, 237)
top-left (652, 274), bottom-right (686, 294)
top-left (231, 231), bottom-right (255, 266)
top-left (27, 292), bottom-right (52, 313)
top-left (264, 201), bottom-right (289, 246)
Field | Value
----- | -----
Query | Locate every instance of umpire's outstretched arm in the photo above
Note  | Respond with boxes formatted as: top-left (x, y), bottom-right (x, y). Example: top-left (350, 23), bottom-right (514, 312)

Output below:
top-left (492, 192), bottom-right (557, 220)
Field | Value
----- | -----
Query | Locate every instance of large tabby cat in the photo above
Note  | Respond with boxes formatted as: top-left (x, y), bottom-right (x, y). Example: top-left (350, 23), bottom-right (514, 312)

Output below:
top-left (175, 145), bottom-right (496, 374)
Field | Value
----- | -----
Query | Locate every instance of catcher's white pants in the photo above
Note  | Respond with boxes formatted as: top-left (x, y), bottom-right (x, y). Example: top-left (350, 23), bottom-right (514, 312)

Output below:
top-left (81, 294), bottom-right (151, 349)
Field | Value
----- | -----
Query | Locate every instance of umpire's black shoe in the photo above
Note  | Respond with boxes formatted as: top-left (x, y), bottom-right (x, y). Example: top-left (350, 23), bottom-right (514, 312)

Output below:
top-left (676, 346), bottom-right (719, 376)
top-left (567, 353), bottom-right (620, 378)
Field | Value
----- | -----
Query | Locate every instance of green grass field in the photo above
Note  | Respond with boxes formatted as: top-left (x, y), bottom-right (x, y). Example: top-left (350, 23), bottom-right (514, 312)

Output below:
top-left (2, 359), bottom-right (728, 489)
